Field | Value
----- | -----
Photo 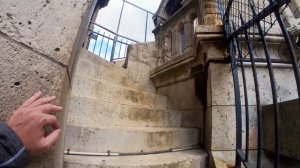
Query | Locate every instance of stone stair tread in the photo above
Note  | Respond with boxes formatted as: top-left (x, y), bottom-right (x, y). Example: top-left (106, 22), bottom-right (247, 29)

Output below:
top-left (65, 125), bottom-right (199, 154)
top-left (71, 79), bottom-right (167, 109)
top-left (78, 49), bottom-right (128, 77)
top-left (66, 124), bottom-right (197, 132)
top-left (64, 149), bottom-right (207, 167)
top-left (66, 95), bottom-right (181, 127)
top-left (73, 74), bottom-right (155, 94)
top-left (68, 95), bottom-right (167, 110)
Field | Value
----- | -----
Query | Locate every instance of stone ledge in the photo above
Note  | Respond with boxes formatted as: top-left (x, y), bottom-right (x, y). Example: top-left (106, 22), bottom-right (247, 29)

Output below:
top-left (150, 50), bottom-right (195, 78)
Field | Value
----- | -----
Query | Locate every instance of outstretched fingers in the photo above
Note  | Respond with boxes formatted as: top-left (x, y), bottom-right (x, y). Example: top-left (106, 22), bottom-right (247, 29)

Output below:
top-left (21, 91), bottom-right (43, 108)
top-left (29, 96), bottom-right (57, 108)
top-left (33, 104), bottom-right (63, 114)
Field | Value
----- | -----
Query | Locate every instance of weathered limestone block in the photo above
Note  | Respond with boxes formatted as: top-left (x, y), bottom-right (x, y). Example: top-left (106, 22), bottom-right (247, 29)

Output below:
top-left (0, 0), bottom-right (90, 65)
top-left (157, 79), bottom-right (201, 110)
top-left (171, 30), bottom-right (179, 56)
top-left (0, 34), bottom-right (67, 168)
top-left (263, 99), bottom-right (300, 160)
top-left (205, 105), bottom-right (258, 151)
top-left (289, 0), bottom-right (300, 18)
top-left (127, 42), bottom-right (157, 69)
top-left (207, 63), bottom-right (298, 107)
top-left (0, 35), bottom-right (66, 121)
top-left (184, 21), bottom-right (194, 49)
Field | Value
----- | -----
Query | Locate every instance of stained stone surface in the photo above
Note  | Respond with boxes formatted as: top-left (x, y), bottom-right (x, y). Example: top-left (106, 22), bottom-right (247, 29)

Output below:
top-left (207, 63), bottom-right (298, 107)
top-left (0, 0), bottom-right (90, 65)
top-left (0, 33), bottom-right (67, 168)
top-left (0, 0), bottom-right (91, 167)
top-left (263, 99), bottom-right (300, 160)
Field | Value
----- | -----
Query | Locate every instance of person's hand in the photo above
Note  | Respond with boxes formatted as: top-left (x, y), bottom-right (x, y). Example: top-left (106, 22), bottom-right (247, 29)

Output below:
top-left (7, 91), bottom-right (63, 155)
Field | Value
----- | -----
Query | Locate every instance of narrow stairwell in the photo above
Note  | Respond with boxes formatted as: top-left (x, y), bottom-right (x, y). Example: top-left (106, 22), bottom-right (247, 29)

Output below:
top-left (63, 49), bottom-right (207, 167)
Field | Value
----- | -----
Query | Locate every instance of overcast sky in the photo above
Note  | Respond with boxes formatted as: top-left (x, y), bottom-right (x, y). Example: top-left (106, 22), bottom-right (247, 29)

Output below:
top-left (95, 0), bottom-right (162, 42)
top-left (89, 0), bottom-right (162, 60)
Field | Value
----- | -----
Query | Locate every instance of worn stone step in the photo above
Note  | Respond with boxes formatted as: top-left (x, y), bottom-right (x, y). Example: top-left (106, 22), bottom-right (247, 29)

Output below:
top-left (64, 125), bottom-right (200, 154)
top-left (77, 49), bottom-right (128, 78)
top-left (66, 96), bottom-right (181, 127)
top-left (73, 72), bottom-right (156, 94)
top-left (71, 77), bottom-right (167, 109)
top-left (64, 149), bottom-right (208, 168)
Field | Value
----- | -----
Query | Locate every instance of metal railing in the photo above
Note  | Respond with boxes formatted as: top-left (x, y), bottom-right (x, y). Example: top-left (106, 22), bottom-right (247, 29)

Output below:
top-left (85, 0), bottom-right (166, 67)
top-left (217, 0), bottom-right (300, 167)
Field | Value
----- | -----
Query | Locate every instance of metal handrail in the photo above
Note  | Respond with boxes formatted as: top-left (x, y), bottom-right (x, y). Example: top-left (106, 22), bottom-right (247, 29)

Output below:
top-left (89, 21), bottom-right (139, 43)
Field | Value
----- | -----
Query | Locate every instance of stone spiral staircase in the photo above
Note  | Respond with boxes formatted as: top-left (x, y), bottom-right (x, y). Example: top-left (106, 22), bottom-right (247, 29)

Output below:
top-left (63, 49), bottom-right (207, 167)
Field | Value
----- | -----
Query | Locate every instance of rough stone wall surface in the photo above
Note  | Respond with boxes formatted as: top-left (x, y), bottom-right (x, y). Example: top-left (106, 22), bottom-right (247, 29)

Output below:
top-left (157, 79), bottom-right (204, 129)
top-left (127, 42), bottom-right (158, 85)
top-left (0, 0), bottom-right (90, 65)
top-left (0, 0), bottom-right (91, 167)
top-left (205, 62), bottom-right (298, 166)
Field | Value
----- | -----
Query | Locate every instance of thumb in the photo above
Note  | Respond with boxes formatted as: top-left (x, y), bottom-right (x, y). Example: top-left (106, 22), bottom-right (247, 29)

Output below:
top-left (43, 129), bottom-right (62, 150)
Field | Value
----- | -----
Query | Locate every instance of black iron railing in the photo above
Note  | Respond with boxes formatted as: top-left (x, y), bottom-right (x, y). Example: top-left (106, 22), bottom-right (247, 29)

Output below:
top-left (217, 0), bottom-right (300, 167)
top-left (86, 22), bottom-right (137, 64)
top-left (84, 0), bottom-right (166, 68)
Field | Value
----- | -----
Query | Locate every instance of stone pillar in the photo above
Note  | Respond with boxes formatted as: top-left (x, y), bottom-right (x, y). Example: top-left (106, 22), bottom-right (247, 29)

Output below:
top-left (184, 21), bottom-right (194, 50)
top-left (171, 30), bottom-right (179, 56)
top-left (204, 0), bottom-right (222, 25)
top-left (289, 0), bottom-right (300, 18)
top-left (281, 6), bottom-right (298, 28)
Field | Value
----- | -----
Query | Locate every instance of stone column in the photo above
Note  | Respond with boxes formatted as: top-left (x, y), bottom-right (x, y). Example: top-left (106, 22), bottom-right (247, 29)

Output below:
top-left (171, 30), bottom-right (179, 56)
top-left (281, 6), bottom-right (298, 28)
top-left (204, 0), bottom-right (222, 25)
top-left (184, 21), bottom-right (194, 51)
top-left (289, 0), bottom-right (300, 18)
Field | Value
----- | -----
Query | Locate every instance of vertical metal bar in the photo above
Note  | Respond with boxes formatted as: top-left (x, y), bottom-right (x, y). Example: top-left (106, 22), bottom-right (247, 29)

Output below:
top-left (224, 19), bottom-right (242, 168)
top-left (233, 22), bottom-right (250, 162)
top-left (93, 28), bottom-right (101, 54)
top-left (274, 9), bottom-right (300, 99)
top-left (225, 0), bottom-right (234, 21)
top-left (98, 32), bottom-right (105, 56)
top-left (240, 13), bottom-right (262, 168)
top-left (118, 38), bottom-right (123, 59)
top-left (145, 12), bottom-right (149, 42)
top-left (116, 0), bottom-right (125, 34)
top-left (105, 34), bottom-right (111, 60)
top-left (250, 3), bottom-right (281, 168)
top-left (111, 0), bottom-right (125, 62)
top-left (110, 36), bottom-right (118, 62)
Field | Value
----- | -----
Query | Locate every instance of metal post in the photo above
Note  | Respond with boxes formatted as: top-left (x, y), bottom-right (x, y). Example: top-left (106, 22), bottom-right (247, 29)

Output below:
top-left (240, 13), bottom-right (262, 168)
top-left (250, 3), bottom-right (281, 168)
top-left (110, 0), bottom-right (125, 62)
top-left (116, 0), bottom-right (125, 34)
top-left (232, 23), bottom-right (250, 162)
top-left (145, 12), bottom-right (149, 42)
top-left (110, 36), bottom-right (118, 62)
top-left (223, 16), bottom-right (242, 168)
